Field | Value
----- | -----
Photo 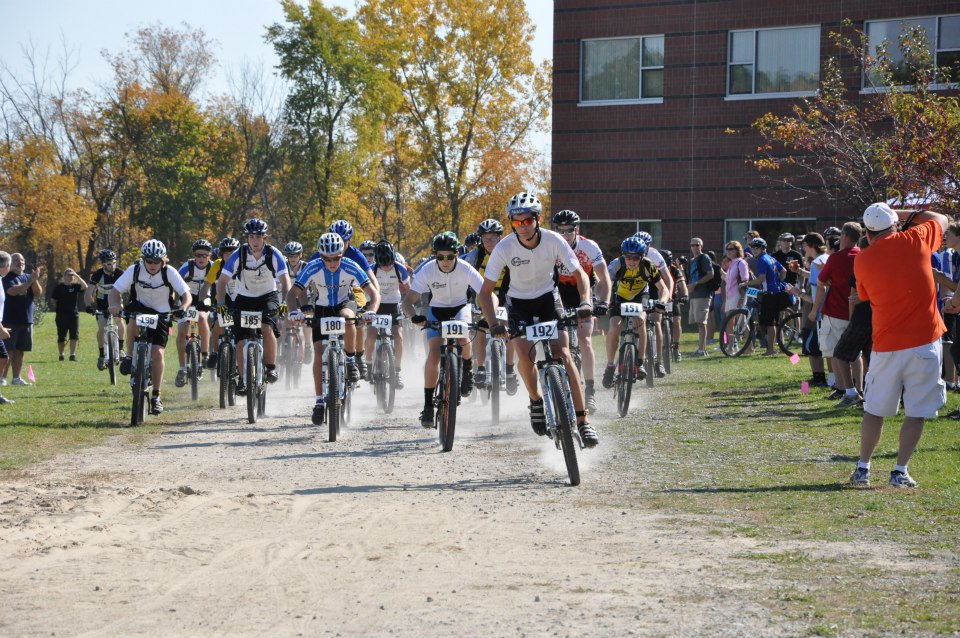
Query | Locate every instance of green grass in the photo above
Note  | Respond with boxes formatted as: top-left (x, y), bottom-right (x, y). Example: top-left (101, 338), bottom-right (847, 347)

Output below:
top-left (600, 330), bottom-right (960, 635)
top-left (0, 313), bottom-right (217, 471)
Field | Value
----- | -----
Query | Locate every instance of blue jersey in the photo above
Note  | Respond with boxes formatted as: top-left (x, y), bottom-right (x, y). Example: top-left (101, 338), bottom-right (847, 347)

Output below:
top-left (295, 257), bottom-right (370, 307)
top-left (308, 245), bottom-right (372, 272)
top-left (755, 253), bottom-right (785, 293)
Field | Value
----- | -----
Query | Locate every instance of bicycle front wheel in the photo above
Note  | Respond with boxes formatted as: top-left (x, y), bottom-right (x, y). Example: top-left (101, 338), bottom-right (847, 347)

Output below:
top-left (439, 351), bottom-right (459, 452)
top-left (379, 343), bottom-right (396, 414)
top-left (246, 345), bottom-right (258, 424)
top-left (545, 365), bottom-right (580, 486)
top-left (490, 340), bottom-right (502, 425)
top-left (107, 332), bottom-right (119, 386)
top-left (188, 341), bottom-right (200, 401)
top-left (130, 345), bottom-right (148, 427)
top-left (721, 309), bottom-right (753, 357)
top-left (615, 343), bottom-right (635, 418)
top-left (777, 311), bottom-right (803, 357)
top-left (328, 350), bottom-right (340, 442)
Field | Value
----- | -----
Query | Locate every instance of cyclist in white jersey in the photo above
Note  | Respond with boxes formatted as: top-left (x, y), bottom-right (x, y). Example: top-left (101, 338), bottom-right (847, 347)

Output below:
top-left (403, 233), bottom-right (484, 428)
top-left (477, 192), bottom-right (599, 447)
top-left (364, 240), bottom-right (410, 389)
top-left (174, 239), bottom-right (213, 387)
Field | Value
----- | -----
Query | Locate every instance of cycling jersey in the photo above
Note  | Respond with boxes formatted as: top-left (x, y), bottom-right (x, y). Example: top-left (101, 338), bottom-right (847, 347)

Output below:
top-left (556, 235), bottom-right (603, 286)
top-left (375, 263), bottom-right (409, 304)
top-left (608, 247), bottom-right (666, 282)
top-left (484, 229), bottom-right (579, 300)
top-left (89, 268), bottom-right (122, 310)
top-left (295, 257), bottom-right (370, 307)
top-left (613, 258), bottom-right (661, 301)
top-left (205, 258), bottom-right (238, 299)
top-left (113, 262), bottom-right (190, 313)
top-left (308, 245), bottom-right (373, 274)
top-left (463, 248), bottom-right (507, 290)
top-left (178, 259), bottom-right (212, 300)
top-left (410, 258), bottom-right (483, 307)
top-left (221, 244), bottom-right (288, 297)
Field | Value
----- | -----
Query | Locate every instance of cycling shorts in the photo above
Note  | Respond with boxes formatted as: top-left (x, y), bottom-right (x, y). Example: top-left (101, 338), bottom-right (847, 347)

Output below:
top-left (609, 293), bottom-right (649, 318)
top-left (426, 304), bottom-right (470, 340)
top-left (232, 291), bottom-right (280, 341)
top-left (507, 290), bottom-right (563, 338)
top-left (310, 301), bottom-right (358, 343)
top-left (125, 301), bottom-right (172, 348)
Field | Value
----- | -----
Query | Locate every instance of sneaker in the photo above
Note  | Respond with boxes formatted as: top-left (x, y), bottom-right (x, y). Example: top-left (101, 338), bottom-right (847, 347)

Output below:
top-left (312, 402), bottom-right (325, 425)
top-left (97, 356), bottom-right (106, 371)
top-left (149, 396), bottom-right (164, 415)
top-left (394, 370), bottom-right (404, 389)
top-left (196, 366), bottom-right (204, 380)
top-left (505, 373), bottom-right (519, 396)
top-left (826, 389), bottom-right (844, 401)
top-left (690, 349), bottom-right (706, 358)
top-left (836, 393), bottom-right (863, 408)
top-left (420, 405), bottom-right (434, 428)
top-left (236, 380), bottom-right (247, 396)
top-left (636, 363), bottom-right (647, 382)
top-left (347, 362), bottom-right (360, 383)
top-left (119, 356), bottom-right (132, 376)
top-left (585, 388), bottom-right (597, 413)
top-left (12, 377), bottom-right (31, 386)
top-left (602, 366), bottom-right (615, 389)
top-left (473, 367), bottom-right (486, 388)
top-left (356, 358), bottom-right (368, 381)
top-left (672, 347), bottom-right (682, 363)
top-left (206, 353), bottom-right (218, 369)
top-left (654, 361), bottom-right (666, 378)
top-left (460, 371), bottom-right (474, 398)
top-left (849, 466), bottom-right (870, 486)
top-left (69, 354), bottom-right (77, 362)
top-left (578, 422), bottom-right (599, 448)
top-left (174, 369), bottom-right (188, 388)
top-left (59, 354), bottom-right (65, 361)
top-left (0, 395), bottom-right (14, 405)
top-left (889, 470), bottom-right (917, 488)
top-left (529, 399), bottom-right (546, 436)
top-left (808, 375), bottom-right (829, 388)
top-left (0, 378), bottom-right (6, 386)
top-left (265, 368), bottom-right (279, 384)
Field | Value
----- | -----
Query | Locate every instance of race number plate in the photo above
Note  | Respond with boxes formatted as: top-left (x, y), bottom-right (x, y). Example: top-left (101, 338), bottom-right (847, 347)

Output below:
top-left (745, 287), bottom-right (761, 299)
top-left (620, 303), bottom-right (644, 317)
top-left (320, 317), bottom-right (346, 335)
top-left (184, 307), bottom-right (200, 322)
top-left (495, 306), bottom-right (508, 321)
top-left (440, 321), bottom-right (469, 339)
top-left (136, 314), bottom-right (159, 329)
top-left (219, 313), bottom-right (234, 327)
top-left (663, 301), bottom-right (673, 312)
top-left (525, 320), bottom-right (558, 341)
top-left (240, 311), bottom-right (262, 329)
top-left (372, 314), bottom-right (392, 330)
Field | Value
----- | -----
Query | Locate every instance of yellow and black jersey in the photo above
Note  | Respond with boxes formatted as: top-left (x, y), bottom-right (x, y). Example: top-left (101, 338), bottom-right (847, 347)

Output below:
top-left (614, 258), bottom-right (661, 301)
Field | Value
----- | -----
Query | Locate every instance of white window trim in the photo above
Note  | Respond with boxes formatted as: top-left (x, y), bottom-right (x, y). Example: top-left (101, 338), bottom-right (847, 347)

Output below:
top-left (579, 34), bottom-right (665, 106)
top-left (726, 24), bottom-right (821, 99)
top-left (862, 14), bottom-right (960, 90)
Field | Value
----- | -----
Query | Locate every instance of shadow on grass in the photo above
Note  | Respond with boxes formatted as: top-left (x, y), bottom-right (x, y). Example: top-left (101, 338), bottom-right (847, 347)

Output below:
top-left (663, 482), bottom-right (847, 494)
top-left (292, 476), bottom-right (538, 495)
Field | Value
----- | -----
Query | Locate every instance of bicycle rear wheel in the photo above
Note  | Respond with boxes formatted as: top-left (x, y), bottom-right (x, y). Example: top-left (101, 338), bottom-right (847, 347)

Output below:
top-left (438, 351), bottom-right (459, 452)
top-left (188, 341), bottom-right (200, 401)
top-left (379, 343), bottom-right (396, 414)
top-left (246, 345), bottom-right (258, 424)
top-left (545, 365), bottom-right (580, 486)
top-left (490, 340), bottom-right (502, 425)
top-left (218, 342), bottom-right (230, 409)
top-left (644, 323), bottom-right (655, 387)
top-left (721, 309), bottom-right (753, 357)
top-left (107, 332), bottom-right (119, 386)
top-left (615, 343), bottom-right (635, 418)
top-left (327, 350), bottom-right (340, 442)
top-left (777, 311), bottom-right (803, 356)
top-left (661, 319), bottom-right (673, 375)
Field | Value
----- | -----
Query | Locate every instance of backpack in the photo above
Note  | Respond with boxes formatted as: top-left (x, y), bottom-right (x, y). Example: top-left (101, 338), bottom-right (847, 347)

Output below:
top-left (128, 261), bottom-right (175, 307)
top-left (232, 244), bottom-right (277, 280)
top-left (707, 261), bottom-right (723, 292)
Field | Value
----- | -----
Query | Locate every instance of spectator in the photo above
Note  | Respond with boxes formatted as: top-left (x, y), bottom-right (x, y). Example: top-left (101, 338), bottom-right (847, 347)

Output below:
top-left (51, 268), bottom-right (88, 361)
top-left (771, 233), bottom-right (804, 287)
top-left (810, 223), bottom-right (862, 399)
top-left (933, 222), bottom-right (960, 395)
top-left (852, 203), bottom-right (948, 488)
top-left (738, 238), bottom-right (789, 356)
top-left (0, 253), bottom-right (43, 386)
top-left (706, 249), bottom-right (723, 346)
top-left (723, 241), bottom-right (749, 312)
top-left (831, 236), bottom-right (873, 408)
top-left (0, 251), bottom-right (12, 404)
top-left (687, 237), bottom-right (715, 356)
top-left (791, 233), bottom-right (828, 386)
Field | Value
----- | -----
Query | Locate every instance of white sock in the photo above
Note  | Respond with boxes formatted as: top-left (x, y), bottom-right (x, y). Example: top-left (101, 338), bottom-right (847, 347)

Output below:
top-left (315, 395), bottom-right (324, 404)
top-left (827, 372), bottom-right (835, 386)
top-left (857, 461), bottom-right (870, 470)
top-left (894, 464), bottom-right (908, 474)
top-left (845, 388), bottom-right (859, 397)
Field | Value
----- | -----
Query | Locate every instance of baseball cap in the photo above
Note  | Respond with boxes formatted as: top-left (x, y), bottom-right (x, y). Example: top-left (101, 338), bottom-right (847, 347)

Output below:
top-left (863, 202), bottom-right (898, 232)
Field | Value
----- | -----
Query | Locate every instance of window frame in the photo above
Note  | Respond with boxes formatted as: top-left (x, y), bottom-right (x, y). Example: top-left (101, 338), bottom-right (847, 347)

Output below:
top-left (861, 14), bottom-right (960, 91)
top-left (579, 34), bottom-right (666, 107)
top-left (724, 218), bottom-right (818, 246)
top-left (725, 24), bottom-right (821, 101)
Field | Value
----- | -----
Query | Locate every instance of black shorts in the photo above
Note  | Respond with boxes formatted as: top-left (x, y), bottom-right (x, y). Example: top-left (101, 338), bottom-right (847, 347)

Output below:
top-left (55, 314), bottom-right (80, 342)
top-left (833, 320), bottom-right (872, 364)
top-left (609, 293), bottom-right (649, 318)
top-left (124, 301), bottom-right (172, 348)
top-left (311, 301), bottom-right (358, 343)
top-left (507, 290), bottom-right (563, 336)
top-left (759, 291), bottom-right (791, 327)
top-left (800, 326), bottom-right (822, 357)
top-left (376, 303), bottom-right (403, 322)
top-left (233, 291), bottom-right (280, 340)
top-left (557, 283), bottom-right (580, 310)
top-left (670, 297), bottom-right (682, 318)
top-left (2, 323), bottom-right (33, 353)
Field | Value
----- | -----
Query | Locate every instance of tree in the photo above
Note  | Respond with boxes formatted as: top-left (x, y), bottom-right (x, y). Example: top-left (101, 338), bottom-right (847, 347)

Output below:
top-left (106, 23), bottom-right (215, 99)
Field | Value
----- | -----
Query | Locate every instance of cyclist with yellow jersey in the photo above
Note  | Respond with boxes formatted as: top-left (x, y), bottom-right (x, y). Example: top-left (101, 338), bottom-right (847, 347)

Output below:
top-left (198, 237), bottom-right (240, 370)
top-left (602, 237), bottom-right (671, 388)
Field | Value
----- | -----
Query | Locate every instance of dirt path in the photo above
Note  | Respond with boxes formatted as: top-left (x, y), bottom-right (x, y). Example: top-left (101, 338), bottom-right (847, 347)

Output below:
top-left (0, 370), bottom-right (805, 637)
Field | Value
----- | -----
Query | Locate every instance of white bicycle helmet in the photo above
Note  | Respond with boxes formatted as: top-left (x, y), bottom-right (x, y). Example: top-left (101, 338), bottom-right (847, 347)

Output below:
top-left (506, 192), bottom-right (542, 217)
top-left (317, 232), bottom-right (345, 256)
top-left (284, 241), bottom-right (303, 255)
top-left (141, 239), bottom-right (167, 260)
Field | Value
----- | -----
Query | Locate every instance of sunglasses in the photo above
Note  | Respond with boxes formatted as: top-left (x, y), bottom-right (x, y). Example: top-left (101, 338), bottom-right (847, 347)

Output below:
top-left (194, 252), bottom-right (210, 259)
top-left (623, 254), bottom-right (641, 260)
top-left (321, 255), bottom-right (343, 263)
top-left (556, 226), bottom-right (577, 234)
top-left (143, 258), bottom-right (162, 265)
top-left (511, 218), bottom-right (536, 228)
top-left (435, 254), bottom-right (457, 262)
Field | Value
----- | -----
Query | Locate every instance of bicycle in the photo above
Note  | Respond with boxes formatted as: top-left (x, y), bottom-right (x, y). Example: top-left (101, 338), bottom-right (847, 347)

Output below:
top-left (613, 302), bottom-right (645, 417)
top-left (776, 309), bottom-right (803, 356)
top-left (513, 315), bottom-right (581, 486)
top-left (641, 300), bottom-right (662, 387)
top-left (422, 319), bottom-right (473, 452)
top-left (720, 288), bottom-right (761, 357)
top-left (657, 302), bottom-right (675, 375)
top-left (96, 311), bottom-right (121, 386)
top-left (124, 310), bottom-right (174, 427)
top-left (216, 312), bottom-right (237, 409)
top-left (239, 310), bottom-right (267, 424)
top-left (369, 313), bottom-right (399, 414)
top-left (479, 306), bottom-right (509, 425)
top-left (280, 314), bottom-right (307, 390)
top-left (183, 307), bottom-right (203, 401)
top-left (316, 315), bottom-right (356, 442)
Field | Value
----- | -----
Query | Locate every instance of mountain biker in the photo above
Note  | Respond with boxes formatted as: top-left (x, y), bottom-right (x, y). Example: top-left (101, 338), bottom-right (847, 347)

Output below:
top-left (660, 249), bottom-right (688, 363)
top-left (403, 232), bottom-right (484, 428)
top-left (358, 240), bottom-right (377, 267)
top-left (174, 239), bottom-right (213, 387)
top-left (109, 240), bottom-right (192, 415)
top-left (363, 240), bottom-right (409, 389)
top-left (602, 237), bottom-right (671, 388)
top-left (215, 219), bottom-right (291, 393)
top-left (476, 192), bottom-right (599, 447)
top-left (462, 218), bottom-right (519, 396)
top-left (289, 233), bottom-right (379, 425)
top-left (740, 237), bottom-right (790, 356)
top-left (551, 209), bottom-right (610, 411)
top-left (85, 249), bottom-right (125, 370)
top-left (199, 237), bottom-right (240, 370)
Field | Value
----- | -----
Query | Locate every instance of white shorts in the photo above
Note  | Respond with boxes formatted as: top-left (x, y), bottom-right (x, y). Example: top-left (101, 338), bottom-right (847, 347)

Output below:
top-left (724, 295), bottom-right (741, 313)
top-left (863, 339), bottom-right (946, 418)
top-left (817, 315), bottom-right (849, 358)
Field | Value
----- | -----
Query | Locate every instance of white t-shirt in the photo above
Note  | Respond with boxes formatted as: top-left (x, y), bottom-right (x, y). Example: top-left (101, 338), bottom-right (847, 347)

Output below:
top-left (411, 259), bottom-right (484, 308)
top-left (113, 262), bottom-right (190, 313)
top-left (221, 245), bottom-right (288, 297)
top-left (485, 229), bottom-right (580, 300)
top-left (375, 264), bottom-right (410, 305)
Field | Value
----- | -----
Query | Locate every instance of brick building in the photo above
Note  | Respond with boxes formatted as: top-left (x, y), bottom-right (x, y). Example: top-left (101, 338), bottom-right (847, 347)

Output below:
top-left (551, 1), bottom-right (960, 256)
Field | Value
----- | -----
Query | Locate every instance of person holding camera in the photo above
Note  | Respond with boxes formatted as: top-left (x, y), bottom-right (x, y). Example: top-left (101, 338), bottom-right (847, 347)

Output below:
top-left (51, 268), bottom-right (88, 361)
top-left (1, 253), bottom-right (43, 386)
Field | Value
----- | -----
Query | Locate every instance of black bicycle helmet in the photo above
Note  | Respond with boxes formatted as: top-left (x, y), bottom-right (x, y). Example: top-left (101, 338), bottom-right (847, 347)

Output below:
top-left (749, 237), bottom-right (768, 250)
top-left (464, 232), bottom-right (480, 247)
top-left (219, 236), bottom-right (240, 250)
top-left (374, 240), bottom-right (396, 267)
top-left (192, 239), bottom-right (213, 253)
top-left (477, 218), bottom-right (504, 235)
top-left (432, 232), bottom-right (460, 252)
top-left (552, 209), bottom-right (580, 226)
top-left (98, 249), bottom-right (117, 262)
top-left (659, 249), bottom-right (673, 264)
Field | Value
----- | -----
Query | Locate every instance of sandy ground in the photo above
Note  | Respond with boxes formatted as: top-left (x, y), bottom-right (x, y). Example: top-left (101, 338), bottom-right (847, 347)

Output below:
top-left (1, 352), bottom-right (936, 637)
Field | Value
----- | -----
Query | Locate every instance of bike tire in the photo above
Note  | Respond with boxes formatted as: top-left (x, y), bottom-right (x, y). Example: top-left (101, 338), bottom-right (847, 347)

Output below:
top-left (283, 333), bottom-right (296, 390)
top-left (130, 345), bottom-right (148, 427)
top-left (257, 385), bottom-right (266, 417)
top-left (662, 319), bottom-right (673, 375)
top-left (490, 340), bottom-right (502, 425)
top-left (327, 349), bottom-right (340, 442)
top-left (107, 332), bottom-right (119, 386)
top-left (545, 365), bottom-right (580, 486)
top-left (721, 309), bottom-right (753, 357)
top-left (218, 342), bottom-right (230, 409)
top-left (246, 345), bottom-right (257, 424)
top-left (616, 343), bottom-right (635, 418)
top-left (439, 351), bottom-right (459, 452)
top-left (188, 342), bottom-right (200, 401)
top-left (777, 311), bottom-right (803, 357)
top-left (644, 324), bottom-right (655, 387)
top-left (380, 343), bottom-right (396, 414)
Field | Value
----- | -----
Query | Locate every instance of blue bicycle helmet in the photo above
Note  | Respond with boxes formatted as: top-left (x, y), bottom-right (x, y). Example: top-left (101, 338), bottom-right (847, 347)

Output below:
top-left (243, 218), bottom-right (268, 235)
top-left (634, 231), bottom-right (653, 245)
top-left (329, 219), bottom-right (354, 241)
top-left (620, 237), bottom-right (647, 256)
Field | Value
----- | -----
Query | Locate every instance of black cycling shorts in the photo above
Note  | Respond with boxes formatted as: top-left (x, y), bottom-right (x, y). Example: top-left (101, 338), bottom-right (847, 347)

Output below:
top-left (507, 290), bottom-right (564, 337)
top-left (376, 302), bottom-right (403, 322)
top-left (233, 291), bottom-right (280, 341)
top-left (125, 301), bottom-right (172, 348)
top-left (759, 291), bottom-right (791, 327)
top-left (609, 293), bottom-right (649, 318)
top-left (311, 301), bottom-right (358, 343)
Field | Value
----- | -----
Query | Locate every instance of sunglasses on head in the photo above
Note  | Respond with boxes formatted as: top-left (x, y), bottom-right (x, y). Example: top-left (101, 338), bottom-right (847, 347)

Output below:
top-left (321, 255), bottom-right (343, 263)
top-left (435, 253), bottom-right (457, 262)
top-left (143, 258), bottom-right (162, 265)
top-left (511, 218), bottom-right (536, 228)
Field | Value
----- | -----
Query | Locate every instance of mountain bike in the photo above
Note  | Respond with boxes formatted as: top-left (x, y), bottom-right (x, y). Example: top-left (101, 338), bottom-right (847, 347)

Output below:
top-left (317, 315), bottom-right (355, 442)
top-left (479, 306), bottom-right (509, 424)
top-left (369, 313), bottom-right (399, 414)
top-left (776, 309), bottom-right (803, 356)
top-left (239, 310), bottom-right (267, 424)
top-left (216, 312), bottom-right (237, 409)
top-left (424, 319), bottom-right (473, 452)
top-left (513, 315), bottom-right (582, 486)
top-left (720, 288), bottom-right (762, 357)
top-left (613, 302), bottom-right (645, 417)
top-left (96, 311), bottom-right (121, 386)
top-left (183, 307), bottom-right (203, 401)
top-left (280, 314), bottom-right (307, 390)
top-left (657, 302), bottom-right (675, 374)
top-left (125, 311), bottom-right (173, 427)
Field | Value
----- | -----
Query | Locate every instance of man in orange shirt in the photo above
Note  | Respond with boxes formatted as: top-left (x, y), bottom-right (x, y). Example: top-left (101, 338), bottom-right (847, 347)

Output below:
top-left (850, 203), bottom-right (948, 488)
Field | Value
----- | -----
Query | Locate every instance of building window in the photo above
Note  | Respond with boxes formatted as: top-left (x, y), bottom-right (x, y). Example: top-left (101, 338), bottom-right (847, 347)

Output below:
top-left (580, 35), bottom-right (664, 104)
top-left (728, 26), bottom-right (820, 97)
top-left (724, 219), bottom-right (817, 246)
top-left (865, 15), bottom-right (960, 87)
